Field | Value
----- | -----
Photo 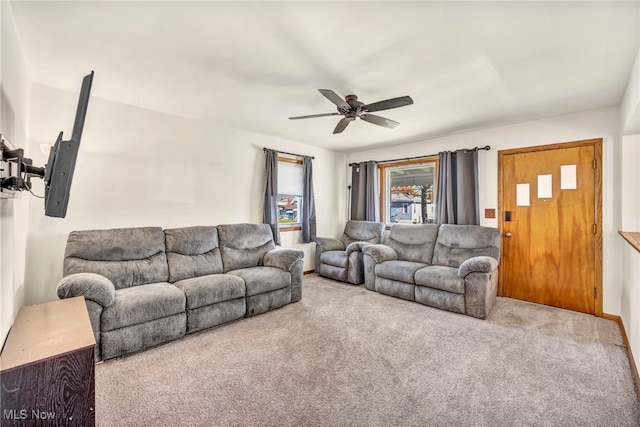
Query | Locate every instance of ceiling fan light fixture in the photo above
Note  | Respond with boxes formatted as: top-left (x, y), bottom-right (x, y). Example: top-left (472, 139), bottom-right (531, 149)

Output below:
top-left (289, 89), bottom-right (413, 134)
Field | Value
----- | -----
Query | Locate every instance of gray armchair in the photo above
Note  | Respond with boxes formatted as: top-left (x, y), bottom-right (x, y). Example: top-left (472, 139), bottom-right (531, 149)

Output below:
top-left (315, 220), bottom-right (385, 284)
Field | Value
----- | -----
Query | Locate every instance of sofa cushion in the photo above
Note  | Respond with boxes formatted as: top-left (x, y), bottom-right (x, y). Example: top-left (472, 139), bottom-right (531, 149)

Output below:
top-left (432, 224), bottom-right (501, 268)
top-left (101, 283), bottom-right (185, 331)
top-left (318, 264), bottom-right (347, 283)
top-left (217, 224), bottom-right (276, 272)
top-left (65, 227), bottom-right (166, 261)
top-left (340, 220), bottom-right (385, 247)
top-left (320, 250), bottom-right (349, 268)
top-left (101, 313), bottom-right (186, 360)
top-left (375, 277), bottom-right (415, 301)
top-left (316, 237), bottom-right (345, 253)
top-left (387, 224), bottom-right (440, 264)
top-left (415, 266), bottom-right (465, 294)
top-left (186, 299), bottom-right (246, 333)
top-left (174, 274), bottom-right (246, 310)
top-left (165, 226), bottom-right (224, 282)
top-left (228, 266), bottom-right (290, 297)
top-left (415, 286), bottom-right (466, 314)
top-left (64, 227), bottom-right (169, 289)
top-left (375, 260), bottom-right (428, 284)
top-left (246, 287), bottom-right (291, 317)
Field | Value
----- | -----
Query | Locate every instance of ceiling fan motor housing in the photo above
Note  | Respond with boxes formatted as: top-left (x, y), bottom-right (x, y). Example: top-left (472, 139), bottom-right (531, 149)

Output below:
top-left (345, 94), bottom-right (364, 111)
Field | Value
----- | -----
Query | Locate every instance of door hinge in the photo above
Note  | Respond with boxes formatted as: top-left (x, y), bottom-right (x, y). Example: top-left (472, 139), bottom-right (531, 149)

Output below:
top-left (593, 159), bottom-right (597, 169)
top-left (594, 288), bottom-right (597, 299)
top-left (593, 223), bottom-right (597, 234)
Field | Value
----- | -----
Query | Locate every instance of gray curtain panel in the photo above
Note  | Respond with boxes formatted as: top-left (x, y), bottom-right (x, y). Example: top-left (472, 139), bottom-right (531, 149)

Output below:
top-left (301, 156), bottom-right (317, 243)
top-left (350, 161), bottom-right (379, 221)
top-left (263, 149), bottom-right (281, 245)
top-left (435, 149), bottom-right (479, 225)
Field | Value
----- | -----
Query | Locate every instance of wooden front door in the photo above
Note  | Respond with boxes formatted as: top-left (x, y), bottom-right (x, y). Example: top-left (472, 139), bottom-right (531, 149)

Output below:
top-left (498, 139), bottom-right (602, 315)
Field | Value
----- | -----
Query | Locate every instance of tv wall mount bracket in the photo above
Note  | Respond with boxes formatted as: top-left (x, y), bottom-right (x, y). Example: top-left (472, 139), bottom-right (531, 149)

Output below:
top-left (0, 136), bottom-right (45, 193)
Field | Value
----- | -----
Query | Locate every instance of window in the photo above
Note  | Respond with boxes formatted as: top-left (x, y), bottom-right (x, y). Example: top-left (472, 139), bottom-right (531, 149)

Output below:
top-left (277, 157), bottom-right (303, 230)
top-left (379, 158), bottom-right (438, 225)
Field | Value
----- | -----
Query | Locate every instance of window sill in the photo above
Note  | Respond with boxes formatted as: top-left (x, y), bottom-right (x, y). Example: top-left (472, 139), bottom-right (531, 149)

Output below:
top-left (280, 225), bottom-right (301, 232)
top-left (385, 223), bottom-right (436, 230)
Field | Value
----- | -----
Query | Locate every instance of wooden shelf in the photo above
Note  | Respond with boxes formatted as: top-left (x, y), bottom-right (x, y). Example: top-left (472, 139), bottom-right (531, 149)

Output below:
top-left (619, 231), bottom-right (640, 253)
top-left (1, 297), bottom-right (96, 426)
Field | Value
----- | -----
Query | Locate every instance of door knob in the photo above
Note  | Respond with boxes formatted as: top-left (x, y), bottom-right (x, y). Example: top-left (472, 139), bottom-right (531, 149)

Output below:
top-left (505, 232), bottom-right (512, 238)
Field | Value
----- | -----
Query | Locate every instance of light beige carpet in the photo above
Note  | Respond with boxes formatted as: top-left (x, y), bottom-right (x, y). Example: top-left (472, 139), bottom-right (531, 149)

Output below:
top-left (95, 274), bottom-right (640, 426)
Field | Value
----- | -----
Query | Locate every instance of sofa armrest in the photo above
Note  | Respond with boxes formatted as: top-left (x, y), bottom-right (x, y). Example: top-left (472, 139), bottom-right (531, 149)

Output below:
top-left (264, 247), bottom-right (305, 272)
top-left (315, 237), bottom-right (345, 253)
top-left (56, 273), bottom-right (116, 308)
top-left (345, 241), bottom-right (372, 255)
top-left (362, 244), bottom-right (398, 264)
top-left (458, 256), bottom-right (499, 278)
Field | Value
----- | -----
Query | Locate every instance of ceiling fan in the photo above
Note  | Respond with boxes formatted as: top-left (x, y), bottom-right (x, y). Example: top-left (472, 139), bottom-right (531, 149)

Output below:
top-left (289, 89), bottom-right (414, 134)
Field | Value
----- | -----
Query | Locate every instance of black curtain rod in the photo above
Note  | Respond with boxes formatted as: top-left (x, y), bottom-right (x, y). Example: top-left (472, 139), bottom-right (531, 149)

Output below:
top-left (348, 145), bottom-right (490, 166)
top-left (263, 147), bottom-right (314, 159)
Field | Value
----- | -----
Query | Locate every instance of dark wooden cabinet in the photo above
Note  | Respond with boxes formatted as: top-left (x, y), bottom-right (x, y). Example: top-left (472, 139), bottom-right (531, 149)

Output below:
top-left (1, 297), bottom-right (96, 426)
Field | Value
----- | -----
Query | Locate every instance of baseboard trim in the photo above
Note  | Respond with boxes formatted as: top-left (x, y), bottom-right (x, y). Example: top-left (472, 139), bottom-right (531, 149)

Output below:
top-left (303, 270), bottom-right (315, 275)
top-left (603, 312), bottom-right (639, 401)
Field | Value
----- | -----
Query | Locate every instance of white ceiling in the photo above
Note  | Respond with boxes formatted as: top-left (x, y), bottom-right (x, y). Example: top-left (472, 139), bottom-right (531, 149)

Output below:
top-left (9, 1), bottom-right (640, 152)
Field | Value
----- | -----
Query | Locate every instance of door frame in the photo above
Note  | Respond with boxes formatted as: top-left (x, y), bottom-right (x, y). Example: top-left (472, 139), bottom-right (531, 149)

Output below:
top-left (497, 138), bottom-right (603, 317)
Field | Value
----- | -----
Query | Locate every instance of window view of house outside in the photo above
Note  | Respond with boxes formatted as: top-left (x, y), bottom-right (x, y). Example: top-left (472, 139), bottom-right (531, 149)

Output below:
top-left (276, 157), bottom-right (304, 227)
top-left (386, 162), bottom-right (436, 224)
top-left (278, 195), bottom-right (301, 225)
top-left (390, 184), bottom-right (434, 223)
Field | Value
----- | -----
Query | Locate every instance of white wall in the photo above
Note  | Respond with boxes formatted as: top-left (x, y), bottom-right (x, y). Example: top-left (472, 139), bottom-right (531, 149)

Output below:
top-left (620, 133), bottom-right (640, 373)
top-left (0, 1), bottom-right (30, 344)
top-left (621, 135), bottom-right (640, 232)
top-left (346, 107), bottom-right (622, 315)
top-left (25, 83), bottom-right (346, 305)
top-left (619, 46), bottom-right (640, 374)
top-left (620, 48), bottom-right (639, 135)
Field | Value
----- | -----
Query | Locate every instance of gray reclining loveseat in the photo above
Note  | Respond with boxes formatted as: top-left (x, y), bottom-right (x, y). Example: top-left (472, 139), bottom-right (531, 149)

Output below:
top-left (363, 223), bottom-right (500, 319)
top-left (56, 223), bottom-right (303, 361)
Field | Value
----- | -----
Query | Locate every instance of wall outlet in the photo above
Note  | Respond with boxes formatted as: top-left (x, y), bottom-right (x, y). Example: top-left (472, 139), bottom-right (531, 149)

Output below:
top-left (485, 208), bottom-right (496, 219)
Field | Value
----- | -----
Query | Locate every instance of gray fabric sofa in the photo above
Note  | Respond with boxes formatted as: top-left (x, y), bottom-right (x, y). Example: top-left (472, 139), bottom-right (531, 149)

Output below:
top-left (315, 220), bottom-right (385, 284)
top-left (56, 223), bottom-right (303, 361)
top-left (362, 223), bottom-right (500, 319)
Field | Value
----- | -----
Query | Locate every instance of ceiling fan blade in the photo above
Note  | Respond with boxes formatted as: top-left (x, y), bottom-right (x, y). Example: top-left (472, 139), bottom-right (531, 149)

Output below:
top-left (363, 96), bottom-right (414, 112)
top-left (318, 89), bottom-right (350, 110)
top-left (333, 118), bottom-right (350, 134)
top-left (360, 114), bottom-right (399, 129)
top-left (289, 112), bottom-right (341, 120)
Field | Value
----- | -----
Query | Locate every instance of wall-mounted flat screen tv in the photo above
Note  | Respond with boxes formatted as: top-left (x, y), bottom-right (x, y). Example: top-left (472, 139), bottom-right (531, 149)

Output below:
top-left (44, 71), bottom-right (94, 218)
